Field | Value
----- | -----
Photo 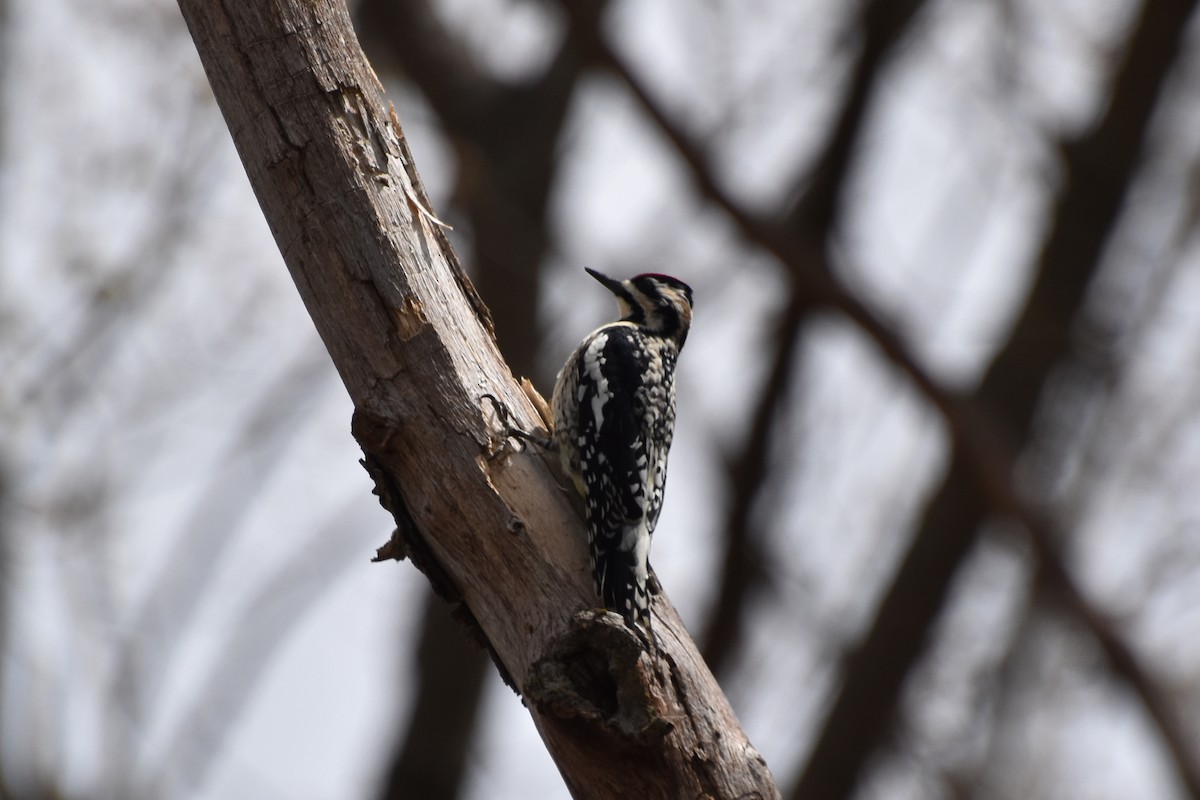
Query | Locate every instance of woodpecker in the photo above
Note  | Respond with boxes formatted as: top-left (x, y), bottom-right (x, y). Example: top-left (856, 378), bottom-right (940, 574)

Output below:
top-left (550, 268), bottom-right (694, 643)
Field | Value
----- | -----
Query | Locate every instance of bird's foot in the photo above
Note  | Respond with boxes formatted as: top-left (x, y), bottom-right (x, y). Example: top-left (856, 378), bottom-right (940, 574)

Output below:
top-left (481, 393), bottom-right (551, 459)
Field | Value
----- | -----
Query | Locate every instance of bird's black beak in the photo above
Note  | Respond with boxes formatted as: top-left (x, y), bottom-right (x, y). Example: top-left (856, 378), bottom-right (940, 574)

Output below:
top-left (585, 268), bottom-right (626, 296)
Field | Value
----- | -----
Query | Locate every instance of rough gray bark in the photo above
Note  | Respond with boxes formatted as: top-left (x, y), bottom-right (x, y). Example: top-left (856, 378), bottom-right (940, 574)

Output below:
top-left (175, 1), bottom-right (779, 797)
top-left (354, 4), bottom-right (603, 793)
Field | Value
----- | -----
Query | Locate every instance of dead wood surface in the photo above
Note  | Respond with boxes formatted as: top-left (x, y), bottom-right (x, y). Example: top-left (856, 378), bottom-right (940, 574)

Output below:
top-left (175, 1), bottom-right (779, 797)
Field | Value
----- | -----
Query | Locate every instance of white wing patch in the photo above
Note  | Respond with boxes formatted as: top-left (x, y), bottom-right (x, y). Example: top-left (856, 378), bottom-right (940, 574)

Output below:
top-left (583, 332), bottom-right (611, 432)
top-left (620, 521), bottom-right (652, 587)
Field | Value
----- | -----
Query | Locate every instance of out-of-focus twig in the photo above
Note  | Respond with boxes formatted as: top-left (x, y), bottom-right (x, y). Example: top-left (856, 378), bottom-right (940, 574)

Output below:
top-left (377, 597), bottom-right (489, 800)
top-left (700, 0), bottom-right (930, 679)
top-left (556, 0), bottom-right (1200, 796)
top-left (139, 496), bottom-right (375, 797)
top-left (109, 351), bottom-right (332, 790)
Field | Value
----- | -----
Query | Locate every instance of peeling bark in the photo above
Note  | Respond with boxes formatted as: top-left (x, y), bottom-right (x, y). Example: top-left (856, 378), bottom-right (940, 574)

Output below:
top-left (175, 1), bottom-right (779, 797)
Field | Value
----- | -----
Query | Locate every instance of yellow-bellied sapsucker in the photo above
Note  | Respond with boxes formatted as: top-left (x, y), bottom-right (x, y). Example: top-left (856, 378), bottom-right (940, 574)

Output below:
top-left (551, 268), bottom-right (693, 642)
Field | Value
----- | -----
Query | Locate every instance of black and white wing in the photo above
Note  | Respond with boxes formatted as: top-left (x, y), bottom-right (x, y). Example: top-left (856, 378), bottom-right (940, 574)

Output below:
top-left (575, 324), bottom-right (656, 633)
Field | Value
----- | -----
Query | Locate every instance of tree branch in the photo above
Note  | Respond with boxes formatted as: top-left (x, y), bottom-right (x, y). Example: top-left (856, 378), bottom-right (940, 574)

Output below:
top-left (176, 1), bottom-right (779, 797)
top-left (357, 0), bottom-right (607, 384)
top-left (355, 3), bottom-right (608, 794)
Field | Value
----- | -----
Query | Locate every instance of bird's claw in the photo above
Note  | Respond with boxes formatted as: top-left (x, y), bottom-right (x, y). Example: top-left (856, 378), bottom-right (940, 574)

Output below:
top-left (481, 393), bottom-right (547, 459)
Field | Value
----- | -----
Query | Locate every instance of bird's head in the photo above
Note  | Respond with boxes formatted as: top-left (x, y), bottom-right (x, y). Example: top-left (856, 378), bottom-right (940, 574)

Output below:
top-left (586, 268), bottom-right (694, 348)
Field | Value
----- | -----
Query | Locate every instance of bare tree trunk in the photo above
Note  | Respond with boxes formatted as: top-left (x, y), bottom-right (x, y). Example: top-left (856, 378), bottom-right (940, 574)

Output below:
top-left (354, 4), bottom-right (603, 792)
top-left (174, 1), bottom-right (779, 797)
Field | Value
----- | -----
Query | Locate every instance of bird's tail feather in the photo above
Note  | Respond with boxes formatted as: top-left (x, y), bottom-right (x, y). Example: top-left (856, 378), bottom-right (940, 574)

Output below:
top-left (593, 545), bottom-right (652, 638)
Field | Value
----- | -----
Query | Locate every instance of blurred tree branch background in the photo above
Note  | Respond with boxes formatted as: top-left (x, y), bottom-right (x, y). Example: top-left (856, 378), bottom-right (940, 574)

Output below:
top-left (3, 0), bottom-right (1200, 799)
